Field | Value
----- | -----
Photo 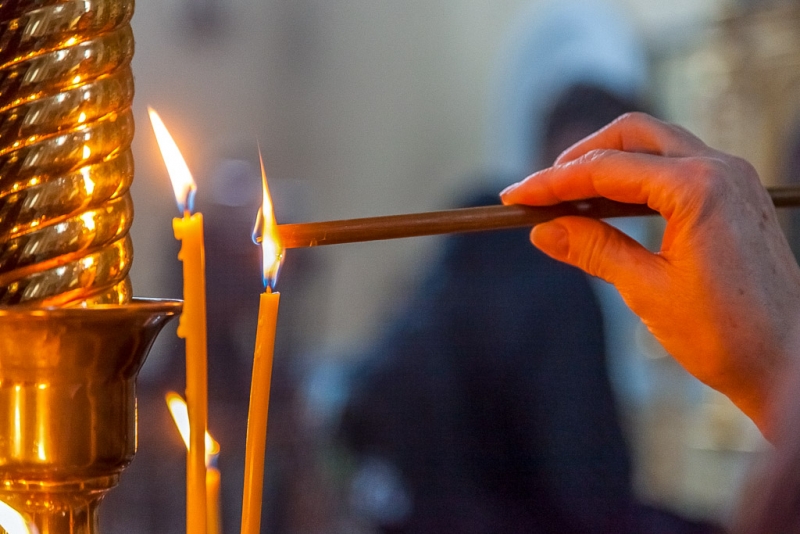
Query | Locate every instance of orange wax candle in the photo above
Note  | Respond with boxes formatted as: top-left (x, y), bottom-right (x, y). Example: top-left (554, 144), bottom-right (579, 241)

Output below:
top-left (241, 290), bottom-right (279, 534)
top-left (207, 464), bottom-right (222, 534)
top-left (241, 152), bottom-right (283, 534)
top-left (173, 214), bottom-right (209, 534)
top-left (151, 108), bottom-right (209, 534)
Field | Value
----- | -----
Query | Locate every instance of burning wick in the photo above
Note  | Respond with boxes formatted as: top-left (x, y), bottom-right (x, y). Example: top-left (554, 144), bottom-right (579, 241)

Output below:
top-left (167, 393), bottom-right (221, 534)
top-left (150, 107), bottom-right (210, 534)
top-left (251, 149), bottom-right (283, 290)
top-left (240, 150), bottom-right (282, 534)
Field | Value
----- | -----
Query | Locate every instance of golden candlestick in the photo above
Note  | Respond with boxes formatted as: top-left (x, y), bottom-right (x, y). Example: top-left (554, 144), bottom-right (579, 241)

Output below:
top-left (0, 299), bottom-right (180, 534)
top-left (0, 0), bottom-right (135, 306)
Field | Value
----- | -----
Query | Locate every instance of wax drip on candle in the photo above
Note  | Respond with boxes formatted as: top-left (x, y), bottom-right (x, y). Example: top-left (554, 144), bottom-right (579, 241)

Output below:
top-left (251, 150), bottom-right (284, 290)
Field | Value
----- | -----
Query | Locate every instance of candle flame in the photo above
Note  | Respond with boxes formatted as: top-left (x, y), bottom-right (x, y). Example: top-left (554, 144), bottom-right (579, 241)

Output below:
top-left (252, 150), bottom-right (284, 290)
top-left (166, 392), bottom-right (220, 463)
top-left (0, 500), bottom-right (38, 534)
top-left (149, 107), bottom-right (197, 214)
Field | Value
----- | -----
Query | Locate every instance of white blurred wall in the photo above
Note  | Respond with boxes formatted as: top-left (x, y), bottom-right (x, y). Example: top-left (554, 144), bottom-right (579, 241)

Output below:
top-left (130, 0), bottom-right (725, 349)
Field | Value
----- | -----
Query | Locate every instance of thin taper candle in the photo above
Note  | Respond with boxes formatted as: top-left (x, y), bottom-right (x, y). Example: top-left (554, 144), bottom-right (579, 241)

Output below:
top-left (151, 107), bottom-right (208, 534)
top-left (241, 290), bottom-right (279, 534)
top-left (173, 212), bottom-right (209, 534)
top-left (207, 463), bottom-right (222, 534)
top-left (241, 151), bottom-right (284, 534)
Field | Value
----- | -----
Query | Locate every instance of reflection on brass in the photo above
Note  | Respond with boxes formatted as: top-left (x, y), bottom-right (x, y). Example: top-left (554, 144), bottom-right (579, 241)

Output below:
top-left (0, 0), bottom-right (136, 306)
top-left (0, 299), bottom-right (181, 534)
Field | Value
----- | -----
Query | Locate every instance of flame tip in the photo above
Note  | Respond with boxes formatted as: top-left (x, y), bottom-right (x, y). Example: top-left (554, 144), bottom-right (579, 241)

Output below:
top-left (150, 109), bottom-right (197, 214)
top-left (254, 150), bottom-right (284, 288)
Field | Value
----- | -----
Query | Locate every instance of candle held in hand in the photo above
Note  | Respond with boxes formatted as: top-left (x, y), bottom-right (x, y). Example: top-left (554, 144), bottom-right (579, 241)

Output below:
top-left (241, 153), bottom-right (283, 534)
top-left (272, 185), bottom-right (800, 249)
top-left (151, 108), bottom-right (208, 534)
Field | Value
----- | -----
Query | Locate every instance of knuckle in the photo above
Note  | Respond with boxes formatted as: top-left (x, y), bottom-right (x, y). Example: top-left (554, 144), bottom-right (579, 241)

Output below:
top-left (613, 111), bottom-right (648, 128)
top-left (682, 157), bottom-right (727, 197)
top-left (727, 155), bottom-right (760, 184)
top-left (576, 148), bottom-right (615, 165)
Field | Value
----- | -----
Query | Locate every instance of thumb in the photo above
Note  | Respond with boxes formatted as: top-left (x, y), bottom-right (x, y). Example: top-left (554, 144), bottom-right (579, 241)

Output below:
top-left (531, 217), bottom-right (662, 288)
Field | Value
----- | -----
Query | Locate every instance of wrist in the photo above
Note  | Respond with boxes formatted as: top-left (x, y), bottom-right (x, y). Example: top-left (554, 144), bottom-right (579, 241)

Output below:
top-left (741, 315), bottom-right (800, 442)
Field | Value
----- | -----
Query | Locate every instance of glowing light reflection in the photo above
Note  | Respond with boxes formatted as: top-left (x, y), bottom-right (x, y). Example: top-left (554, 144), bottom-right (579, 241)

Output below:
top-left (12, 385), bottom-right (21, 458)
top-left (80, 212), bottom-right (95, 232)
top-left (0, 500), bottom-right (38, 534)
top-left (81, 167), bottom-right (95, 195)
top-left (35, 384), bottom-right (47, 461)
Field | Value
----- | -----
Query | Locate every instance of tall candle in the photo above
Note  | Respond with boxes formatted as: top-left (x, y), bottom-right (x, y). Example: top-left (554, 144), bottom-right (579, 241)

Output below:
top-left (241, 154), bottom-right (283, 534)
top-left (241, 290), bottom-right (279, 534)
top-left (151, 108), bottom-right (208, 534)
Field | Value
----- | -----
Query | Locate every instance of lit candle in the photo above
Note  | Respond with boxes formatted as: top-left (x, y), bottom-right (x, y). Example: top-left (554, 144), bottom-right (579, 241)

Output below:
top-left (167, 393), bottom-right (221, 534)
top-left (0, 500), bottom-right (37, 534)
top-left (150, 108), bottom-right (208, 534)
top-left (241, 154), bottom-right (283, 534)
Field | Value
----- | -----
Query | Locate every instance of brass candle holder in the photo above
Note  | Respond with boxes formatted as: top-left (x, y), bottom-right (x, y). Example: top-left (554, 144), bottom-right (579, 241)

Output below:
top-left (0, 2), bottom-right (166, 532)
top-left (0, 299), bottom-right (180, 534)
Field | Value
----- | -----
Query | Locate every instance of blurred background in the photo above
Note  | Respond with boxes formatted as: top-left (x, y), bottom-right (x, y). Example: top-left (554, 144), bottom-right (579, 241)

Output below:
top-left (100, 0), bottom-right (800, 532)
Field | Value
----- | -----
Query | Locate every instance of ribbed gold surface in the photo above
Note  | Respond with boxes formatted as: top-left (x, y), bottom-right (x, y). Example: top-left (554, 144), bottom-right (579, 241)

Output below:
top-left (0, 0), bottom-right (135, 306)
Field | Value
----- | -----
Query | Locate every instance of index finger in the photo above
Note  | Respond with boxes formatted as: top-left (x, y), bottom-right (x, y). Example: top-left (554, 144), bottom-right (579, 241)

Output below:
top-left (501, 149), bottom-right (704, 220)
top-left (555, 112), bottom-right (710, 165)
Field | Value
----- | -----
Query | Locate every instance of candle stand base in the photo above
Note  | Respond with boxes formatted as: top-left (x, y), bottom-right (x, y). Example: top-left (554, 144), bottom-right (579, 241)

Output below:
top-left (0, 299), bottom-right (181, 534)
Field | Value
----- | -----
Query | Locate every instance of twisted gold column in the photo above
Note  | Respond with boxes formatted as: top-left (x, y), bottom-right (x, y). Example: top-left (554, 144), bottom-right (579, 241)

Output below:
top-left (0, 0), bottom-right (135, 306)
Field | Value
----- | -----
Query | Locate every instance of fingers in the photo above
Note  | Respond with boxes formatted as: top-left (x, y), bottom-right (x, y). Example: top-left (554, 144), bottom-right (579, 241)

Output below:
top-left (501, 149), bottom-right (698, 218)
top-left (531, 217), bottom-right (666, 291)
top-left (554, 112), bottom-right (709, 165)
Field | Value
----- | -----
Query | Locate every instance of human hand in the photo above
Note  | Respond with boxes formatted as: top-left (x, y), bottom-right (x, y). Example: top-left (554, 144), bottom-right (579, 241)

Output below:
top-left (500, 112), bottom-right (800, 437)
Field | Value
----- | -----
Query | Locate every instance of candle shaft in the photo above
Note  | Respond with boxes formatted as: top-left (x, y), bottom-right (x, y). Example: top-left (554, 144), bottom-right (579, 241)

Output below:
top-left (276, 185), bottom-right (800, 248)
top-left (207, 466), bottom-right (222, 534)
top-left (174, 213), bottom-right (209, 534)
top-left (241, 291), bottom-right (280, 534)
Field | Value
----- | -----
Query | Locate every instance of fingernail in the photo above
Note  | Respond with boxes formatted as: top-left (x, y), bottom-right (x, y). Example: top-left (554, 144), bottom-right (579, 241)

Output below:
top-left (531, 223), bottom-right (569, 258)
top-left (499, 182), bottom-right (520, 202)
